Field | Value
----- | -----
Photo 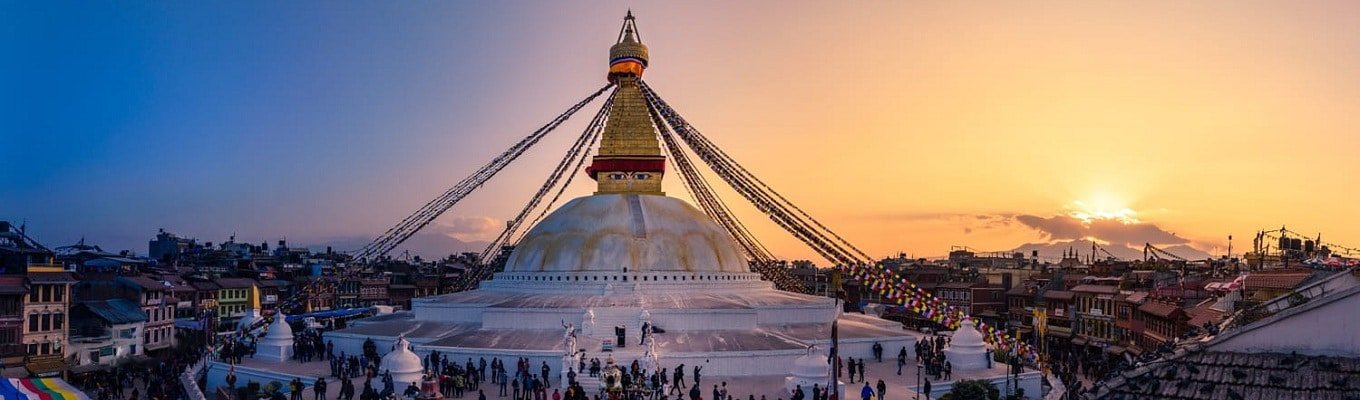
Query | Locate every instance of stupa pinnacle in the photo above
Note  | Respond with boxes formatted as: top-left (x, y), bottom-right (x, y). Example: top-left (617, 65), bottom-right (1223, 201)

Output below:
top-left (588, 11), bottom-right (664, 195)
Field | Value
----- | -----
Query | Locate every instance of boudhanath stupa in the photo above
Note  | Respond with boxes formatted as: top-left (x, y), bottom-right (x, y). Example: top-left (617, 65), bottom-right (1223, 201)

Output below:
top-left (201, 12), bottom-right (1047, 399)
top-left (321, 12), bottom-right (914, 380)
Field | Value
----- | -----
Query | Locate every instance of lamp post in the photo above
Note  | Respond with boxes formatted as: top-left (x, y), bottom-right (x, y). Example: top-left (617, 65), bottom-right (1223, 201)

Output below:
top-left (914, 362), bottom-right (922, 400)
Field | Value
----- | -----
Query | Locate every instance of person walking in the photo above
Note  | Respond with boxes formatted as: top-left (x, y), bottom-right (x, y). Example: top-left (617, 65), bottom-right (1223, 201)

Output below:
top-left (874, 380), bottom-right (885, 400)
top-left (340, 377), bottom-right (354, 400)
top-left (315, 378), bottom-right (328, 400)
top-left (858, 383), bottom-right (871, 400)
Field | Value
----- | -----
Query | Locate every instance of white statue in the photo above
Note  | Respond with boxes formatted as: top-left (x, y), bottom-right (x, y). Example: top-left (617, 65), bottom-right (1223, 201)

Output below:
top-left (582, 308), bottom-right (596, 336)
top-left (561, 320), bottom-right (578, 356)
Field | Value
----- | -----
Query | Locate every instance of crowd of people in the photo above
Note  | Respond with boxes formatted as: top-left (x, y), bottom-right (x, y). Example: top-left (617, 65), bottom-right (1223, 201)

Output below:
top-left (70, 332), bottom-right (210, 400)
top-left (914, 336), bottom-right (953, 382)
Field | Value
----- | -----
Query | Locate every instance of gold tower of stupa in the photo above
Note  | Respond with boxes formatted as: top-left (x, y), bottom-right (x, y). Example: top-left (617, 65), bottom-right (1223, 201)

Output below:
top-left (587, 11), bottom-right (666, 195)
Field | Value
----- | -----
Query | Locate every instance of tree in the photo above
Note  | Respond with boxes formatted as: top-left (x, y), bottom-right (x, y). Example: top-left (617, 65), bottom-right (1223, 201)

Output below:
top-left (938, 379), bottom-right (999, 400)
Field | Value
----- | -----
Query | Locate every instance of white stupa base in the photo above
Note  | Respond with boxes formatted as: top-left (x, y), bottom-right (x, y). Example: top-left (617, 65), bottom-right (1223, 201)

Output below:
top-left (784, 377), bottom-right (842, 398)
top-left (255, 340), bottom-right (294, 363)
top-left (391, 371), bottom-right (423, 395)
top-left (943, 349), bottom-right (989, 371)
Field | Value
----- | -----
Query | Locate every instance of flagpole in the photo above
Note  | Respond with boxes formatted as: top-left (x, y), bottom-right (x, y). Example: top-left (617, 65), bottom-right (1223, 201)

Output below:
top-left (831, 266), bottom-right (842, 400)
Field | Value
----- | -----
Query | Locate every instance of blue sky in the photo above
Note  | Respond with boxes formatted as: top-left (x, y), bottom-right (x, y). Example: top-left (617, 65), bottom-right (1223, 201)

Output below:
top-left (4, 2), bottom-right (629, 252)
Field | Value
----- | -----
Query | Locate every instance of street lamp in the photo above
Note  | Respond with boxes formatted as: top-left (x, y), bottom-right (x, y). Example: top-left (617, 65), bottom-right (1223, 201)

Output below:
top-left (914, 362), bottom-right (922, 400)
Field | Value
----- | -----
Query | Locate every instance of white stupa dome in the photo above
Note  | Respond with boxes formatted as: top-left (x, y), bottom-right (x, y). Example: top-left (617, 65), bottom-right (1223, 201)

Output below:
top-left (786, 347), bottom-right (839, 394)
top-left (381, 336), bottom-right (424, 374)
top-left (263, 312), bottom-right (293, 341)
top-left (504, 194), bottom-right (748, 273)
top-left (381, 336), bottom-right (425, 394)
top-left (944, 319), bottom-right (992, 372)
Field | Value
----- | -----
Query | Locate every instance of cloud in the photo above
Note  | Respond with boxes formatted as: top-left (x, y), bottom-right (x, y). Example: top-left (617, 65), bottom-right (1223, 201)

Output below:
top-left (428, 216), bottom-right (503, 242)
top-left (1014, 214), bottom-right (1188, 247)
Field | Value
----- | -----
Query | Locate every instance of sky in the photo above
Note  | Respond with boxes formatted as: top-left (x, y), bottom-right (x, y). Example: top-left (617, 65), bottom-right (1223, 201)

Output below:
top-left (4, 1), bottom-right (1360, 262)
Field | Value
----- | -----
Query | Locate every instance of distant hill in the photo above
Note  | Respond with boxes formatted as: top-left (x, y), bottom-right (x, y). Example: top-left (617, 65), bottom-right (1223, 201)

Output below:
top-left (307, 233), bottom-right (490, 261)
top-left (1009, 239), bottom-right (1213, 262)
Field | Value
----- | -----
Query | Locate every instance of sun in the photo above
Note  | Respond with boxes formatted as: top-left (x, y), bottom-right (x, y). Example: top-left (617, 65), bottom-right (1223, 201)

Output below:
top-left (1067, 194), bottom-right (1139, 224)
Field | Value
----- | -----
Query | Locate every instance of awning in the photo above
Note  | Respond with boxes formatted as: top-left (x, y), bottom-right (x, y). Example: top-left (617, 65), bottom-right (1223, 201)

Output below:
top-left (0, 378), bottom-right (92, 400)
top-left (284, 307), bottom-right (369, 321)
top-left (1106, 345), bottom-right (1126, 355)
top-left (1071, 337), bottom-right (1088, 346)
top-left (24, 357), bottom-right (66, 376)
top-left (175, 318), bottom-right (205, 331)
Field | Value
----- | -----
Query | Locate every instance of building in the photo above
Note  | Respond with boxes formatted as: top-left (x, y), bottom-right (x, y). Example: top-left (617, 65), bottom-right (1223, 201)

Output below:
top-left (118, 276), bottom-right (178, 352)
top-left (1042, 289), bottom-right (1075, 344)
top-left (214, 278), bottom-right (256, 323)
top-left (68, 299), bottom-right (149, 370)
top-left (0, 275), bottom-right (26, 373)
top-left (147, 229), bottom-right (199, 263)
top-left (1092, 269), bottom-right (1360, 399)
top-left (189, 281), bottom-right (220, 316)
top-left (1135, 299), bottom-right (1187, 351)
top-left (1111, 291), bottom-right (1148, 356)
top-left (1071, 284), bottom-right (1119, 347)
top-left (358, 277), bottom-right (388, 307)
top-left (24, 268), bottom-right (77, 377)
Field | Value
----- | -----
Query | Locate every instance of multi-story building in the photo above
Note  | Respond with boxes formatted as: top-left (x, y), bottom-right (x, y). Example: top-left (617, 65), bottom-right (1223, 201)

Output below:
top-left (359, 278), bottom-right (389, 307)
top-left (388, 284), bottom-right (415, 311)
top-left (337, 279), bottom-right (360, 309)
top-left (214, 278), bottom-right (256, 322)
top-left (68, 299), bottom-right (148, 369)
top-left (189, 281), bottom-right (220, 316)
top-left (147, 229), bottom-right (199, 263)
top-left (24, 267), bottom-right (77, 376)
top-left (120, 276), bottom-right (177, 352)
top-left (414, 274), bottom-right (441, 299)
top-left (1112, 291), bottom-right (1148, 356)
top-left (1137, 299), bottom-right (1188, 351)
top-left (1005, 281), bottom-right (1041, 342)
top-left (1041, 289), bottom-right (1075, 345)
top-left (1071, 284), bottom-right (1120, 347)
top-left (935, 282), bottom-right (977, 315)
top-left (297, 276), bottom-right (335, 312)
top-left (0, 275), bottom-right (26, 371)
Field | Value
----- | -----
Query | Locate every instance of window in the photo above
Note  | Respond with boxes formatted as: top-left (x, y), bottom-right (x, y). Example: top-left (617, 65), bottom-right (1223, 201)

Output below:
top-left (52, 313), bottom-right (62, 330)
top-left (53, 285), bottom-right (63, 302)
top-left (28, 314), bottom-right (38, 332)
top-left (120, 328), bottom-right (136, 339)
top-left (40, 314), bottom-right (50, 331)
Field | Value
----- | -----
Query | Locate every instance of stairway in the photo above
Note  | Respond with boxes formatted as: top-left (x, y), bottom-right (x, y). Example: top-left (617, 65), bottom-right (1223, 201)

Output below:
top-left (584, 307), bottom-right (641, 350)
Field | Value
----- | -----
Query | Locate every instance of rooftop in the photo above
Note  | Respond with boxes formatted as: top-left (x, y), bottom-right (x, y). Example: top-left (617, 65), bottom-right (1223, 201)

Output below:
top-left (78, 299), bottom-right (148, 324)
top-left (1071, 284), bottom-right (1120, 294)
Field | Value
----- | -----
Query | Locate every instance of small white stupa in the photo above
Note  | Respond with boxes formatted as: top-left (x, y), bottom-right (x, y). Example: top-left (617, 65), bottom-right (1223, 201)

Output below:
top-left (785, 346), bottom-right (842, 395)
top-left (255, 311), bottom-right (295, 362)
top-left (943, 319), bottom-right (991, 371)
top-left (381, 335), bottom-right (425, 395)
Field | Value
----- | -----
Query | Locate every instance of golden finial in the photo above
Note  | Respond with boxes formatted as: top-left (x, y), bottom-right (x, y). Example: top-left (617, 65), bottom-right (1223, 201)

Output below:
top-left (609, 11), bottom-right (649, 81)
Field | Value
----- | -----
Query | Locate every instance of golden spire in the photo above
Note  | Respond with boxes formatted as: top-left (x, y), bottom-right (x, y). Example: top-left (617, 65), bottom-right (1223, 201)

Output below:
top-left (589, 12), bottom-right (665, 195)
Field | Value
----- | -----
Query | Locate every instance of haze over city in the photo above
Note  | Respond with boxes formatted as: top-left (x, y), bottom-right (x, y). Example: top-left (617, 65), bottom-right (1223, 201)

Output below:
top-left (7, 1), bottom-right (1360, 262)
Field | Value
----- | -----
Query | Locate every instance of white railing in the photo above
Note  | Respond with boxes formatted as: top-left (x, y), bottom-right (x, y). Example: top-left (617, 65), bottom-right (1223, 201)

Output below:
top-left (180, 359), bottom-right (210, 400)
top-left (1043, 372), bottom-right (1067, 400)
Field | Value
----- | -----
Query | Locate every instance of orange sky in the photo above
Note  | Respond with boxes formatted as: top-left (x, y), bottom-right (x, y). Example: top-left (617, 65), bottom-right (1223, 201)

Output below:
top-left (373, 1), bottom-right (1356, 262)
